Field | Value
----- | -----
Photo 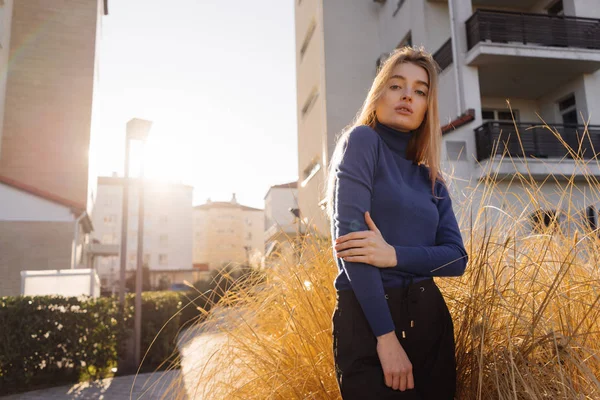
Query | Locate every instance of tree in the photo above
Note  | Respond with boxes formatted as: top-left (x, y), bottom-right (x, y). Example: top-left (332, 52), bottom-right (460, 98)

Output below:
top-left (125, 264), bottom-right (152, 292)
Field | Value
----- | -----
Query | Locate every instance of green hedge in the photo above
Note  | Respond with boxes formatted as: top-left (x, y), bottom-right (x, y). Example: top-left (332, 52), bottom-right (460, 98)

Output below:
top-left (0, 291), bottom-right (209, 395)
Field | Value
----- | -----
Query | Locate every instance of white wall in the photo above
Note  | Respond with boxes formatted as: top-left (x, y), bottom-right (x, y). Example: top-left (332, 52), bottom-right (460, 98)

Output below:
top-left (0, 183), bottom-right (74, 222)
top-left (538, 76), bottom-right (586, 125)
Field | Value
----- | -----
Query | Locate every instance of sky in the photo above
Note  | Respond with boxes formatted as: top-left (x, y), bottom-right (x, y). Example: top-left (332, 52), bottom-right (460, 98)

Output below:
top-left (89, 0), bottom-right (298, 209)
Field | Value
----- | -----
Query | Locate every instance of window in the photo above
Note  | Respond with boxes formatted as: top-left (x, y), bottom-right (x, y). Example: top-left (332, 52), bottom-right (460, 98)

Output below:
top-left (300, 18), bottom-right (316, 60)
top-left (129, 253), bottom-right (137, 263)
top-left (301, 87), bottom-right (319, 118)
top-left (159, 254), bottom-right (168, 265)
top-left (481, 109), bottom-right (520, 122)
top-left (104, 214), bottom-right (117, 226)
top-left (245, 217), bottom-right (252, 226)
top-left (246, 232), bottom-right (252, 240)
top-left (301, 157), bottom-right (321, 187)
top-left (586, 206), bottom-right (597, 231)
top-left (102, 234), bottom-right (114, 244)
top-left (530, 209), bottom-right (561, 233)
top-left (159, 234), bottom-right (168, 246)
top-left (445, 141), bottom-right (468, 162)
top-left (558, 94), bottom-right (577, 125)
top-left (143, 253), bottom-right (151, 264)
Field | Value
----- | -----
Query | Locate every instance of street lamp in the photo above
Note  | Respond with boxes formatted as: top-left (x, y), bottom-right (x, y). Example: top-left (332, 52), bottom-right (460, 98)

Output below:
top-left (118, 118), bottom-right (152, 371)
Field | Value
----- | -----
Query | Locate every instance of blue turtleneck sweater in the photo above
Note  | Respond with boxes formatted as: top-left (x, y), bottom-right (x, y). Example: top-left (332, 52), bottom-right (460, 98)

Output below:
top-left (331, 121), bottom-right (468, 337)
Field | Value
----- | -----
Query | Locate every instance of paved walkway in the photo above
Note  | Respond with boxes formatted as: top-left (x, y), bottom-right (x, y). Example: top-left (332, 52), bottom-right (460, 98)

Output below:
top-left (0, 370), bottom-right (184, 400)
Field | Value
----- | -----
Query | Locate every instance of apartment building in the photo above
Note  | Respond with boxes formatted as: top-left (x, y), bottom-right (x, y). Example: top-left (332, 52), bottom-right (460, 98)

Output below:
top-left (295, 0), bottom-right (600, 235)
top-left (193, 193), bottom-right (264, 271)
top-left (91, 175), bottom-right (195, 292)
top-left (0, 0), bottom-right (107, 296)
top-left (263, 181), bottom-right (299, 265)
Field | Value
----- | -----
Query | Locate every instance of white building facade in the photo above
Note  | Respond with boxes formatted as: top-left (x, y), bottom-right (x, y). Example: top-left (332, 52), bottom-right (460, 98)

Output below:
top-left (91, 175), bottom-right (194, 291)
top-left (263, 182), bottom-right (300, 262)
top-left (295, 0), bottom-right (600, 235)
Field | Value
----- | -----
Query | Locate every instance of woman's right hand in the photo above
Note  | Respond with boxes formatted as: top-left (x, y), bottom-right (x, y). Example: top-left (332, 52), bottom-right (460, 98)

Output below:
top-left (376, 331), bottom-right (415, 391)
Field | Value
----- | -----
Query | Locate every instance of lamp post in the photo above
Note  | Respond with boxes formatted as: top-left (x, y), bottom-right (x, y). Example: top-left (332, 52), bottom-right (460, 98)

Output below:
top-left (118, 118), bottom-right (152, 371)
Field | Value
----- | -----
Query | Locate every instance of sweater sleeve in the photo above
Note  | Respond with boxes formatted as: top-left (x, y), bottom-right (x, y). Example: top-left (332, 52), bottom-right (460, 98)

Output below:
top-left (391, 181), bottom-right (468, 276)
top-left (332, 126), bottom-right (395, 337)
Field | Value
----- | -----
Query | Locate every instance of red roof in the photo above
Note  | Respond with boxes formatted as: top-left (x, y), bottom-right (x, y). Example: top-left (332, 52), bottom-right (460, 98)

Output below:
top-left (442, 109), bottom-right (476, 134)
top-left (0, 174), bottom-right (86, 214)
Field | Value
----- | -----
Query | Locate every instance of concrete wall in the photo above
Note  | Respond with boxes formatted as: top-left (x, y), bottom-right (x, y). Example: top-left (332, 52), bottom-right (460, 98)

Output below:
top-left (0, 221), bottom-right (74, 296)
top-left (0, 0), bottom-right (102, 207)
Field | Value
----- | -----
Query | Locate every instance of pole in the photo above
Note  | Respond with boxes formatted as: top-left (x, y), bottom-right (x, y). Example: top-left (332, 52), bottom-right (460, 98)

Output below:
top-left (134, 140), bottom-right (146, 368)
top-left (119, 138), bottom-right (131, 307)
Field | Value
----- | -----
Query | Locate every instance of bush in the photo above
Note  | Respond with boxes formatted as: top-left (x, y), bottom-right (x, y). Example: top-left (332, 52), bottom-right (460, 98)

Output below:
top-left (0, 291), bottom-right (203, 395)
top-left (0, 296), bottom-right (127, 394)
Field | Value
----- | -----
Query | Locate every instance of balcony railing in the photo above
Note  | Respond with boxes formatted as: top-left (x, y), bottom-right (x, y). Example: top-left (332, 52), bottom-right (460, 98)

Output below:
top-left (466, 9), bottom-right (600, 51)
top-left (475, 121), bottom-right (600, 162)
top-left (433, 38), bottom-right (453, 72)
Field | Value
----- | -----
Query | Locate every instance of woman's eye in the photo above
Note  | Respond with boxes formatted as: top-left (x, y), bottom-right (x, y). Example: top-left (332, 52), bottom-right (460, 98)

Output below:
top-left (417, 90), bottom-right (427, 96)
top-left (390, 85), bottom-right (400, 89)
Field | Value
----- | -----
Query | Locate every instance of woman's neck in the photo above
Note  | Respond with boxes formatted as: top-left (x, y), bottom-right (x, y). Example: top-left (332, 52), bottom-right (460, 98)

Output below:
top-left (374, 121), bottom-right (414, 158)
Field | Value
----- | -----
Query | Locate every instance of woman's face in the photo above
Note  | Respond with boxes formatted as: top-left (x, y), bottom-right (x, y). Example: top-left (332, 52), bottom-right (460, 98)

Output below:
top-left (375, 62), bottom-right (429, 132)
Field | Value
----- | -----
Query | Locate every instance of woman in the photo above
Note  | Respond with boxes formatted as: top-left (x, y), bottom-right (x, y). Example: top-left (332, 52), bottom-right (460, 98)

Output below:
top-left (324, 46), bottom-right (468, 399)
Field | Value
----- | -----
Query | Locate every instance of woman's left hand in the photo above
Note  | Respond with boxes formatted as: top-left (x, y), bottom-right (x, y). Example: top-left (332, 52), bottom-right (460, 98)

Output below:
top-left (334, 211), bottom-right (397, 268)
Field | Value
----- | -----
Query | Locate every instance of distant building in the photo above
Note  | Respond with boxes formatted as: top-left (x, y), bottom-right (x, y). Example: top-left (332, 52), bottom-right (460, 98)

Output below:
top-left (193, 193), bottom-right (264, 271)
top-left (263, 181), bottom-right (300, 265)
top-left (91, 175), bottom-right (197, 292)
top-left (0, 0), bottom-right (107, 296)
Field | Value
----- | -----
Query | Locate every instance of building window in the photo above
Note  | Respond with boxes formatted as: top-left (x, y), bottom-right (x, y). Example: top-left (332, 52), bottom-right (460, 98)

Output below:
top-left (300, 18), bottom-right (316, 60)
top-left (245, 217), bottom-right (252, 226)
top-left (558, 94), bottom-right (577, 125)
top-left (159, 254), bottom-right (168, 265)
top-left (301, 87), bottom-right (319, 118)
top-left (102, 234), bottom-right (114, 244)
top-left (246, 232), bottom-right (252, 240)
top-left (301, 158), bottom-right (321, 187)
top-left (129, 253), bottom-right (137, 263)
top-left (482, 109), bottom-right (519, 122)
top-left (104, 214), bottom-right (117, 225)
top-left (586, 206), bottom-right (597, 231)
top-left (143, 253), bottom-right (151, 265)
top-left (159, 234), bottom-right (168, 246)
top-left (530, 209), bottom-right (561, 233)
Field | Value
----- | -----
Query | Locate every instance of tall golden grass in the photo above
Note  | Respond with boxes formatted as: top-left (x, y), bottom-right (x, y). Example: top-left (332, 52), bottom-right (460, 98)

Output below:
top-left (162, 121), bottom-right (600, 399)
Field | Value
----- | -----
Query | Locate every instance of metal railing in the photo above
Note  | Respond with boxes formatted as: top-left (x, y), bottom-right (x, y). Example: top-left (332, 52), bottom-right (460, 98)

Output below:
top-left (474, 121), bottom-right (600, 162)
top-left (466, 9), bottom-right (600, 51)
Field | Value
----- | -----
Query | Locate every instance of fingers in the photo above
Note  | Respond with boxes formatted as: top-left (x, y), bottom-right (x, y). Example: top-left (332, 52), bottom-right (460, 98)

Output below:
top-left (393, 373), bottom-right (401, 391)
top-left (407, 371), bottom-right (415, 390)
top-left (398, 371), bottom-right (407, 391)
top-left (384, 371), bottom-right (393, 388)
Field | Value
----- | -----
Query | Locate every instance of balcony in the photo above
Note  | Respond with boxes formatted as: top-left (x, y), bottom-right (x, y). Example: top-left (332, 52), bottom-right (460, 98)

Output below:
top-left (475, 121), bottom-right (600, 161)
top-left (466, 10), bottom-right (600, 51)
top-left (464, 10), bottom-right (600, 98)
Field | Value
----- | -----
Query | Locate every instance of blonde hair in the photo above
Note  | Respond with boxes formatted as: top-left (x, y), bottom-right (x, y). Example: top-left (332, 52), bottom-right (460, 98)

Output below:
top-left (324, 45), bottom-right (443, 222)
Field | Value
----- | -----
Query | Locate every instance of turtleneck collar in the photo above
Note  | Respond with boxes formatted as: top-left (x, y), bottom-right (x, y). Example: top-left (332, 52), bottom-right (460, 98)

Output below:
top-left (374, 121), bottom-right (414, 158)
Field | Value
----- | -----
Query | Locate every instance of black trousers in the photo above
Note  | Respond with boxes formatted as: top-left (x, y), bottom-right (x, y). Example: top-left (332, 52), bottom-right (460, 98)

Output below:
top-left (332, 278), bottom-right (456, 399)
